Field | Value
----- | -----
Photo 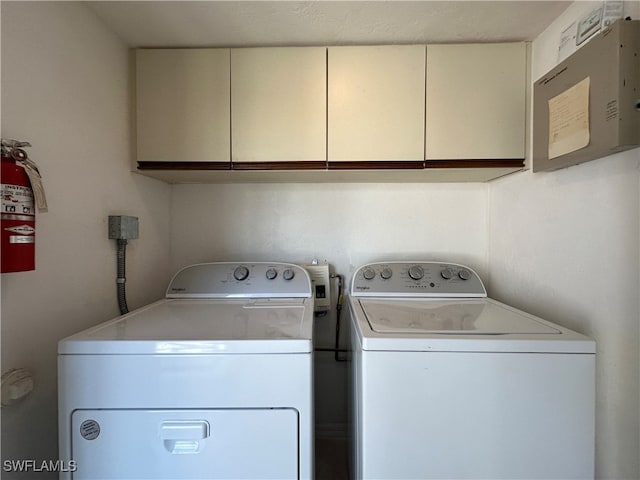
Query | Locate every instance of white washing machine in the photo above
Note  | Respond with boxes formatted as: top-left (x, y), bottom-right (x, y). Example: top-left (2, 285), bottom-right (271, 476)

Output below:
top-left (58, 262), bottom-right (314, 480)
top-left (349, 261), bottom-right (595, 480)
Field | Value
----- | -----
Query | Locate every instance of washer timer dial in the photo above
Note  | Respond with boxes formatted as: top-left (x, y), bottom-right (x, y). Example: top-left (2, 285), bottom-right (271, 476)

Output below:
top-left (440, 268), bottom-right (453, 280)
top-left (458, 269), bottom-right (470, 280)
top-left (408, 265), bottom-right (424, 280)
top-left (363, 268), bottom-right (376, 280)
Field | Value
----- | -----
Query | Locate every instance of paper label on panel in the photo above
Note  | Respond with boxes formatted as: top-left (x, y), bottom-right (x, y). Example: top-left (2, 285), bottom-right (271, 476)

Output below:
top-left (548, 77), bottom-right (590, 160)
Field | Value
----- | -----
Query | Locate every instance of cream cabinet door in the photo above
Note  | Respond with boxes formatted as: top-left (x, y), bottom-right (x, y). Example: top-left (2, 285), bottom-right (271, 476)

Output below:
top-left (425, 43), bottom-right (526, 161)
top-left (231, 47), bottom-right (326, 163)
top-left (136, 49), bottom-right (230, 163)
top-left (328, 45), bottom-right (426, 162)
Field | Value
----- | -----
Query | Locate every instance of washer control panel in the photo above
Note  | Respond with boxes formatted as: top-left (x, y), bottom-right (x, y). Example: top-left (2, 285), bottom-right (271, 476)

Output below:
top-left (351, 262), bottom-right (486, 297)
top-left (167, 262), bottom-right (312, 298)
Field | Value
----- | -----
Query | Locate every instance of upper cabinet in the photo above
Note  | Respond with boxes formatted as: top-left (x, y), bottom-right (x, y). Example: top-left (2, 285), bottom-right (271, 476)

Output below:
top-left (134, 43), bottom-right (527, 182)
top-left (425, 43), bottom-right (526, 161)
top-left (231, 47), bottom-right (326, 166)
top-left (328, 45), bottom-right (425, 163)
top-left (136, 49), bottom-right (230, 164)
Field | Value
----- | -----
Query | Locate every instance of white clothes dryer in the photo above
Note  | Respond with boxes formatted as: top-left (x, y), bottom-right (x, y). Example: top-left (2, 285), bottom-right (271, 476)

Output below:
top-left (349, 261), bottom-right (595, 480)
top-left (58, 262), bottom-right (314, 480)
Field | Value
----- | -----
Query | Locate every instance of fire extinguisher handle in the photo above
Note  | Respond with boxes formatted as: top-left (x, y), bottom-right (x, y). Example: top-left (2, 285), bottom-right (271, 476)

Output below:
top-left (1, 139), bottom-right (48, 213)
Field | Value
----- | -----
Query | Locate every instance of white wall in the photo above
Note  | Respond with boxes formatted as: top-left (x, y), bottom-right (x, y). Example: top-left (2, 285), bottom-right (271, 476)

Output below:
top-left (170, 183), bottom-right (489, 275)
top-left (488, 3), bottom-right (640, 478)
top-left (0, 2), bottom-right (171, 477)
top-left (171, 182), bottom-right (489, 428)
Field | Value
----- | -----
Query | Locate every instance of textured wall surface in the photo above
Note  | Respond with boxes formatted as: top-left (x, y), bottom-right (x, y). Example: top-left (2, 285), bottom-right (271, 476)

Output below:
top-left (0, 3), bottom-right (171, 477)
top-left (488, 2), bottom-right (640, 478)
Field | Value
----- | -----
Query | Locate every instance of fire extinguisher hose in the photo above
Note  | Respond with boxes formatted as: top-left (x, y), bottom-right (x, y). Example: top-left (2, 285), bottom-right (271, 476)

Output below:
top-left (116, 239), bottom-right (129, 315)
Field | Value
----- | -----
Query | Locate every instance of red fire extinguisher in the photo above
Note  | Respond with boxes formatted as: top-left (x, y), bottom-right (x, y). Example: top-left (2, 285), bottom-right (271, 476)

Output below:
top-left (1, 139), bottom-right (47, 273)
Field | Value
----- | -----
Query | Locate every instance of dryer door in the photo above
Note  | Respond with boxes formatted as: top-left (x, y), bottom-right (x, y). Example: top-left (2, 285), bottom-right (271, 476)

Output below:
top-left (70, 408), bottom-right (298, 479)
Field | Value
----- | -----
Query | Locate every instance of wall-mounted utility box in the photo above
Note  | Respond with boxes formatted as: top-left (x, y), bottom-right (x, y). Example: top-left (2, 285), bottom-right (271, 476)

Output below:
top-left (108, 215), bottom-right (139, 240)
top-left (533, 20), bottom-right (639, 172)
top-left (304, 264), bottom-right (331, 312)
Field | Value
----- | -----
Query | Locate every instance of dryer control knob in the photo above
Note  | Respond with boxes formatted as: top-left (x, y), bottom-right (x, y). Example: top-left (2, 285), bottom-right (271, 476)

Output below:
top-left (282, 269), bottom-right (295, 281)
top-left (380, 267), bottom-right (393, 280)
top-left (458, 269), bottom-right (471, 280)
top-left (233, 266), bottom-right (250, 281)
top-left (440, 268), bottom-right (453, 280)
top-left (408, 265), bottom-right (424, 280)
top-left (266, 268), bottom-right (278, 280)
top-left (362, 268), bottom-right (376, 280)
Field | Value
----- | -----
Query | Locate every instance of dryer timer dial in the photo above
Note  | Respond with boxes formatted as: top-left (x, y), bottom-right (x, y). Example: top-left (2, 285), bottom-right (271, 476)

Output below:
top-left (266, 268), bottom-right (278, 280)
top-left (233, 266), bottom-right (250, 281)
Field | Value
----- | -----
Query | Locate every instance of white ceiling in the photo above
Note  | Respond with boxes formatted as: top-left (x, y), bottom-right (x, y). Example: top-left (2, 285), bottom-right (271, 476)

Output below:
top-left (87, 1), bottom-right (572, 48)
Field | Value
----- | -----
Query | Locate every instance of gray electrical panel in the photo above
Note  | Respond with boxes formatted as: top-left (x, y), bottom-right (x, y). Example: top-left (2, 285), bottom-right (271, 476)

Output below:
top-left (533, 20), bottom-right (639, 172)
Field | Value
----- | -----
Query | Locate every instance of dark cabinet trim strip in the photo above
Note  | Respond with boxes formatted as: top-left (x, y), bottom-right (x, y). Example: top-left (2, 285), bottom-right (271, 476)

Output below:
top-left (328, 161), bottom-right (425, 170)
top-left (426, 159), bottom-right (524, 168)
top-left (232, 161), bottom-right (327, 171)
top-left (138, 161), bottom-right (231, 170)
top-left (138, 159), bottom-right (525, 172)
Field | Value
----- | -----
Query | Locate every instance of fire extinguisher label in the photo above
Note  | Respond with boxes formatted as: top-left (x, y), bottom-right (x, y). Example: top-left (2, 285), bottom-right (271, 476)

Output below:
top-left (5, 225), bottom-right (35, 235)
top-left (9, 235), bottom-right (35, 244)
top-left (1, 183), bottom-right (34, 215)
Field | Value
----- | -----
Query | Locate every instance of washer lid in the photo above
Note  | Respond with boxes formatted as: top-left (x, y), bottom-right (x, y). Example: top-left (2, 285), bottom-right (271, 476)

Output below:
top-left (360, 299), bottom-right (560, 335)
top-left (58, 298), bottom-right (313, 355)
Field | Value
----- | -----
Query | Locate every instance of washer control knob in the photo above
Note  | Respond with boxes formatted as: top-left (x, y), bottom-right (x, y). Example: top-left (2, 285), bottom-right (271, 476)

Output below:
top-left (282, 268), bottom-right (295, 281)
top-left (440, 268), bottom-right (453, 280)
top-left (233, 266), bottom-right (250, 281)
top-left (266, 268), bottom-right (278, 280)
top-left (408, 265), bottom-right (424, 280)
top-left (380, 267), bottom-right (393, 280)
top-left (458, 269), bottom-right (471, 281)
top-left (362, 268), bottom-right (376, 280)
